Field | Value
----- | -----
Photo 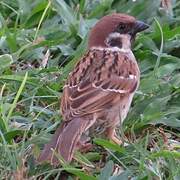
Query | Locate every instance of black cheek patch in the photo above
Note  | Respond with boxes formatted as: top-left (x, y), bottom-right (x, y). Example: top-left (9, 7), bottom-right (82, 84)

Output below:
top-left (107, 38), bottom-right (122, 48)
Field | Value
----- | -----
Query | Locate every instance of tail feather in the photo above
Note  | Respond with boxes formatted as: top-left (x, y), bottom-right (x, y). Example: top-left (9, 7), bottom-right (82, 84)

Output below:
top-left (38, 122), bottom-right (66, 164)
top-left (38, 118), bottom-right (89, 165)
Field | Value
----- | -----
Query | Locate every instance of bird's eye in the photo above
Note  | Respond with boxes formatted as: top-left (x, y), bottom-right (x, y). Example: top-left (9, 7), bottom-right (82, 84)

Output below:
top-left (117, 24), bottom-right (126, 32)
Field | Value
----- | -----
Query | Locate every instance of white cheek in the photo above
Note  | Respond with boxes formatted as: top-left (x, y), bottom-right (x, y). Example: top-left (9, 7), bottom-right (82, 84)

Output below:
top-left (108, 32), bottom-right (122, 39)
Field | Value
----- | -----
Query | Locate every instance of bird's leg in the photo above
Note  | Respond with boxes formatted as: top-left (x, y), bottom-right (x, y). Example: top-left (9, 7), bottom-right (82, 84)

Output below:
top-left (105, 127), bottom-right (122, 145)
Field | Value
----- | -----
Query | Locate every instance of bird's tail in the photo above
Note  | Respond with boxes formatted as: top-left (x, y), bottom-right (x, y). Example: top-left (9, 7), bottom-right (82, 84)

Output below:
top-left (38, 118), bottom-right (90, 166)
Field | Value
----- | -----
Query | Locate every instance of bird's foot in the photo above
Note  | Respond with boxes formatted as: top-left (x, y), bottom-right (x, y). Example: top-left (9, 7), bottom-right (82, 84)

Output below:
top-left (110, 135), bottom-right (122, 145)
top-left (106, 127), bottom-right (122, 145)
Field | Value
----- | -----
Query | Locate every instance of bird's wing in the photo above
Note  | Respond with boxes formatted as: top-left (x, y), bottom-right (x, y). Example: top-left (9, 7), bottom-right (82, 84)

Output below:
top-left (61, 49), bottom-right (139, 119)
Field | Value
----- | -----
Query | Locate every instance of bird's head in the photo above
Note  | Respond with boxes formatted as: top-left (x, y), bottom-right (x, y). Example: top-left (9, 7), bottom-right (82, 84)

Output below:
top-left (88, 13), bottom-right (149, 50)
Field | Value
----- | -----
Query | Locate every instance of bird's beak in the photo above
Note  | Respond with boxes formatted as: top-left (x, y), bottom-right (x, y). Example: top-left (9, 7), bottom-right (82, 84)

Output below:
top-left (133, 20), bottom-right (149, 34)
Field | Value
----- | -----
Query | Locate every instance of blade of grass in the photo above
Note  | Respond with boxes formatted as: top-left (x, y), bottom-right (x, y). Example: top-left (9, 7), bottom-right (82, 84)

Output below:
top-left (0, 1), bottom-right (19, 15)
top-left (0, 130), bottom-right (17, 170)
top-left (32, 102), bottom-right (57, 121)
top-left (153, 18), bottom-right (164, 77)
top-left (94, 138), bottom-right (126, 153)
top-left (150, 150), bottom-right (180, 159)
top-left (6, 72), bottom-right (28, 131)
top-left (52, 150), bottom-right (97, 180)
top-left (0, 84), bottom-right (8, 132)
top-left (34, 0), bottom-right (51, 41)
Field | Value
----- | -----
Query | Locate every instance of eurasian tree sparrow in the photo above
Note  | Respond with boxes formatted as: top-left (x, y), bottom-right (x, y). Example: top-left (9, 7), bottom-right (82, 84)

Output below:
top-left (38, 13), bottom-right (149, 165)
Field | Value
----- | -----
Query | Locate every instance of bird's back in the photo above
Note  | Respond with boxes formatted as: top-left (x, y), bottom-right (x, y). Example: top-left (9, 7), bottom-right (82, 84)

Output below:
top-left (61, 48), bottom-right (140, 123)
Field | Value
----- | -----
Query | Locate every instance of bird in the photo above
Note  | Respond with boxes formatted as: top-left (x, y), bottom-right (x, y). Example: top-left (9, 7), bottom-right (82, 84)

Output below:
top-left (38, 13), bottom-right (149, 166)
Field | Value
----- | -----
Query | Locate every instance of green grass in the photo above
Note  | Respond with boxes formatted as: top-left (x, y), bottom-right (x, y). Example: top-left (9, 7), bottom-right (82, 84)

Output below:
top-left (0, 0), bottom-right (180, 179)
